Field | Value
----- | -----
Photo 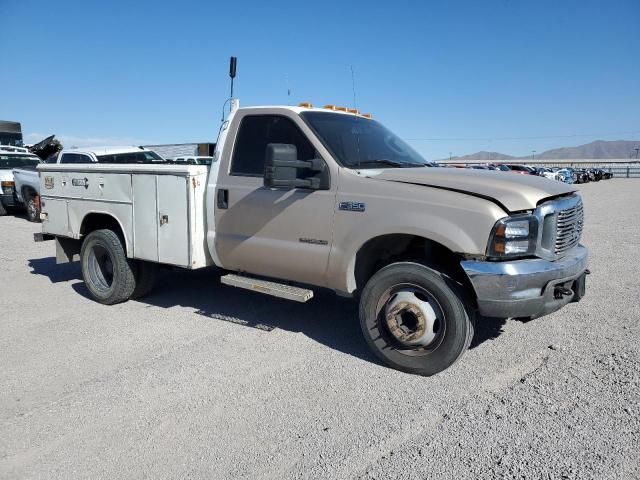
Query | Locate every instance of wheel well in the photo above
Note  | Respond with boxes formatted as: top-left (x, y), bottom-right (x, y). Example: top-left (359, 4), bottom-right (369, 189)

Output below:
top-left (80, 213), bottom-right (126, 250)
top-left (21, 185), bottom-right (37, 199)
top-left (353, 234), bottom-right (476, 303)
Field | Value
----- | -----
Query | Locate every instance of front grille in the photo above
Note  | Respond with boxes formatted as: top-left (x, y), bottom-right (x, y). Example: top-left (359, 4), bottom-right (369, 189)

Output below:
top-left (555, 200), bottom-right (584, 254)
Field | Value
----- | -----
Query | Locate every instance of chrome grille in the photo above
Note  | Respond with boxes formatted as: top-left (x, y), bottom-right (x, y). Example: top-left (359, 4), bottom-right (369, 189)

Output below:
top-left (555, 200), bottom-right (584, 255)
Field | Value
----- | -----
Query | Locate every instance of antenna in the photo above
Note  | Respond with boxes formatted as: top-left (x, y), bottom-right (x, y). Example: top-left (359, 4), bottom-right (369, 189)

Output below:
top-left (229, 56), bottom-right (237, 100)
top-left (221, 56), bottom-right (238, 122)
top-left (286, 73), bottom-right (291, 104)
top-left (350, 65), bottom-right (357, 111)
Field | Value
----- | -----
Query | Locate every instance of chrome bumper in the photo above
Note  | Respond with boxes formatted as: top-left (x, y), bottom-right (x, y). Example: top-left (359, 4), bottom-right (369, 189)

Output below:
top-left (461, 245), bottom-right (588, 319)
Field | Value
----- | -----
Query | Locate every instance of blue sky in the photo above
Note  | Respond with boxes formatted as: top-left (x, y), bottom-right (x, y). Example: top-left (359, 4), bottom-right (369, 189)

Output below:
top-left (2, 0), bottom-right (639, 160)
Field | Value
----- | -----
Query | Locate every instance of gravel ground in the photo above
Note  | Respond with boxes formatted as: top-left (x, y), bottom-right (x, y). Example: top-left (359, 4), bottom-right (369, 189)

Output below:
top-left (0, 180), bottom-right (638, 479)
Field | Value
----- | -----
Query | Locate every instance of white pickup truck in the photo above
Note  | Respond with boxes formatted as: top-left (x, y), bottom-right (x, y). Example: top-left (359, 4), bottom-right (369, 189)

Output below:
top-left (35, 101), bottom-right (588, 376)
top-left (0, 147), bottom-right (41, 216)
top-left (13, 146), bottom-right (164, 222)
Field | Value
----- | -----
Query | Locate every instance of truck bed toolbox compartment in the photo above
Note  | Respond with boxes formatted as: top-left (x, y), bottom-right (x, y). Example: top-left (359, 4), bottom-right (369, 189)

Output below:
top-left (39, 164), bottom-right (213, 269)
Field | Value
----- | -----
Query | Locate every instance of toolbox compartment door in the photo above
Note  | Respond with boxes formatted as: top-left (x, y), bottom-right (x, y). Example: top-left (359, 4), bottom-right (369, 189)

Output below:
top-left (132, 175), bottom-right (159, 262)
top-left (157, 175), bottom-right (190, 267)
top-left (41, 198), bottom-right (69, 236)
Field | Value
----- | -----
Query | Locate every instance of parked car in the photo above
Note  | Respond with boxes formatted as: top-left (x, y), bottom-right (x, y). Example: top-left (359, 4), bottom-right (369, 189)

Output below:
top-left (0, 146), bottom-right (41, 216)
top-left (536, 167), bottom-right (557, 180)
top-left (13, 146), bottom-right (163, 222)
top-left (35, 101), bottom-right (589, 377)
top-left (503, 164), bottom-right (535, 175)
top-left (592, 168), bottom-right (608, 181)
top-left (601, 169), bottom-right (613, 179)
top-left (555, 168), bottom-right (575, 184)
top-left (583, 168), bottom-right (599, 182)
top-left (467, 165), bottom-right (496, 170)
top-left (167, 156), bottom-right (215, 166)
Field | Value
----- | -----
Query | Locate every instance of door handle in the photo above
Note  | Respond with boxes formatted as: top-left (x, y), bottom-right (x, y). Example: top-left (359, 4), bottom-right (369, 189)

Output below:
top-left (217, 188), bottom-right (229, 209)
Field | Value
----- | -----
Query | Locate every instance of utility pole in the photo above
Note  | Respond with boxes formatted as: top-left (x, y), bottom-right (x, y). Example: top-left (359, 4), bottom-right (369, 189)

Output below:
top-left (532, 150), bottom-right (536, 161)
top-left (634, 146), bottom-right (639, 160)
top-left (449, 152), bottom-right (452, 162)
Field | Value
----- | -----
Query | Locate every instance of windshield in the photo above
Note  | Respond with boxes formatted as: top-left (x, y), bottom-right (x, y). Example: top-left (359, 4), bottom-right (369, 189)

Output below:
top-left (301, 112), bottom-right (427, 168)
top-left (0, 154), bottom-right (40, 169)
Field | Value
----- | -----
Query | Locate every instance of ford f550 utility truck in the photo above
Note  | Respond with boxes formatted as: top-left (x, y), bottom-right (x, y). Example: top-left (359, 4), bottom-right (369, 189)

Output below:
top-left (35, 101), bottom-right (588, 376)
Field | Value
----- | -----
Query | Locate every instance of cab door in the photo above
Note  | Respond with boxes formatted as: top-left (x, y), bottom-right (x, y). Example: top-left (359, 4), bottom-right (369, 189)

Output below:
top-left (214, 112), bottom-right (336, 287)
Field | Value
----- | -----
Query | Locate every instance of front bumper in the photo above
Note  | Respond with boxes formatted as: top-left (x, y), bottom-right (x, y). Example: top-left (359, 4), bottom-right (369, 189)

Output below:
top-left (0, 192), bottom-right (20, 208)
top-left (461, 244), bottom-right (588, 319)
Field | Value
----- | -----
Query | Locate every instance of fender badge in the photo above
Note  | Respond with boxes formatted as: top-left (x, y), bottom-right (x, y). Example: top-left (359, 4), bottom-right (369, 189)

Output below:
top-left (339, 201), bottom-right (365, 212)
top-left (299, 238), bottom-right (328, 245)
top-left (44, 176), bottom-right (54, 189)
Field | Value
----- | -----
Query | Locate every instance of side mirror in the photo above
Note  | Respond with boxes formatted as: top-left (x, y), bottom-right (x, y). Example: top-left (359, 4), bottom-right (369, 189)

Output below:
top-left (263, 143), bottom-right (327, 190)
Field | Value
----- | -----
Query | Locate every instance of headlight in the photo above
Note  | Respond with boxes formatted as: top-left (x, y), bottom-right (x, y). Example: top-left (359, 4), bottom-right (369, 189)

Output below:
top-left (487, 215), bottom-right (538, 258)
top-left (1, 181), bottom-right (15, 194)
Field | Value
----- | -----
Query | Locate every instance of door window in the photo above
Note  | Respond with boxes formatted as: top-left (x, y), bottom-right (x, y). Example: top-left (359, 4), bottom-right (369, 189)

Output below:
top-left (59, 153), bottom-right (93, 164)
top-left (230, 115), bottom-right (316, 176)
top-left (60, 153), bottom-right (82, 163)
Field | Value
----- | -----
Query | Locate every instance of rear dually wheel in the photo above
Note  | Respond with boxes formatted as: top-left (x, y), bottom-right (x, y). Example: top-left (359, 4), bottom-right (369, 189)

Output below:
top-left (80, 229), bottom-right (137, 305)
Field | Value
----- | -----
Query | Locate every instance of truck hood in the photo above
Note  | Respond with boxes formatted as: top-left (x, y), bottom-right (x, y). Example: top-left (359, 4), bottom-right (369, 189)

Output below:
top-left (367, 167), bottom-right (576, 212)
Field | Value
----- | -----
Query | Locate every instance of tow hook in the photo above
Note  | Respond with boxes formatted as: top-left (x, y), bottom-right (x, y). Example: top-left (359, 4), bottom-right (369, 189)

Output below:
top-left (554, 285), bottom-right (573, 299)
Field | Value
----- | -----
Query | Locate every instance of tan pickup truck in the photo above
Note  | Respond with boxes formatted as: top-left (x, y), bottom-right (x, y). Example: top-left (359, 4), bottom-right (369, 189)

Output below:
top-left (35, 101), bottom-right (588, 376)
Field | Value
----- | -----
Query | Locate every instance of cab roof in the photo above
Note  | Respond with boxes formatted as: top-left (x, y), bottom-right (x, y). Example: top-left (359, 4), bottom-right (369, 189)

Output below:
top-left (238, 105), bottom-right (373, 118)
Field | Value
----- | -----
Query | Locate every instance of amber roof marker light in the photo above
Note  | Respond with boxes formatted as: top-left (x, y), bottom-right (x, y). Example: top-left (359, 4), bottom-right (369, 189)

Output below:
top-left (298, 102), bottom-right (313, 108)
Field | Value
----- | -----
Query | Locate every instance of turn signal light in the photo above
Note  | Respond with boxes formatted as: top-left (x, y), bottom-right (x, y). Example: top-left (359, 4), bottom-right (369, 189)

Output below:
top-left (298, 102), bottom-right (313, 108)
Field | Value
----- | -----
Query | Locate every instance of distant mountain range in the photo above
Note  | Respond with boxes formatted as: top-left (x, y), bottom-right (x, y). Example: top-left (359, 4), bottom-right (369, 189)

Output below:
top-left (440, 140), bottom-right (640, 162)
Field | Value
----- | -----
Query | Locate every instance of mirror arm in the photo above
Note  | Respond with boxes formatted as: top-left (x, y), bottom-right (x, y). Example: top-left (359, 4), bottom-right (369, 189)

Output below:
top-left (272, 158), bottom-right (325, 173)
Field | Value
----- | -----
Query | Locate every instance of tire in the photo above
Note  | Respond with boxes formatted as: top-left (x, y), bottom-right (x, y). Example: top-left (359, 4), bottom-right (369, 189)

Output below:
top-left (131, 260), bottom-right (158, 299)
top-left (80, 229), bottom-right (137, 305)
top-left (359, 262), bottom-right (473, 376)
top-left (24, 191), bottom-right (41, 223)
top-left (0, 201), bottom-right (6, 216)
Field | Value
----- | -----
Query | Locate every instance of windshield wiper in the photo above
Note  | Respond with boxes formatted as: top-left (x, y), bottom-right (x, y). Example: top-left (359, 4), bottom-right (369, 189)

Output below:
top-left (356, 159), bottom-right (424, 168)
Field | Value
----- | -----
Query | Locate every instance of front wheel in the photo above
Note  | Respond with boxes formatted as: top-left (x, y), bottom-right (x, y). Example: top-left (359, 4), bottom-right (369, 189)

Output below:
top-left (25, 192), bottom-right (41, 223)
top-left (359, 262), bottom-right (473, 376)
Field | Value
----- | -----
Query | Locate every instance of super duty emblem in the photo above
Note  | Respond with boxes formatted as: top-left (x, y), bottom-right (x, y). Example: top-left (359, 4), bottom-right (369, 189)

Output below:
top-left (44, 176), bottom-right (54, 189)
top-left (339, 201), bottom-right (366, 212)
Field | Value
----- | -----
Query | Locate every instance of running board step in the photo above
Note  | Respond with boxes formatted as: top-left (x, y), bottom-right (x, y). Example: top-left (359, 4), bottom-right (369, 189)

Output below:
top-left (221, 274), bottom-right (314, 303)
